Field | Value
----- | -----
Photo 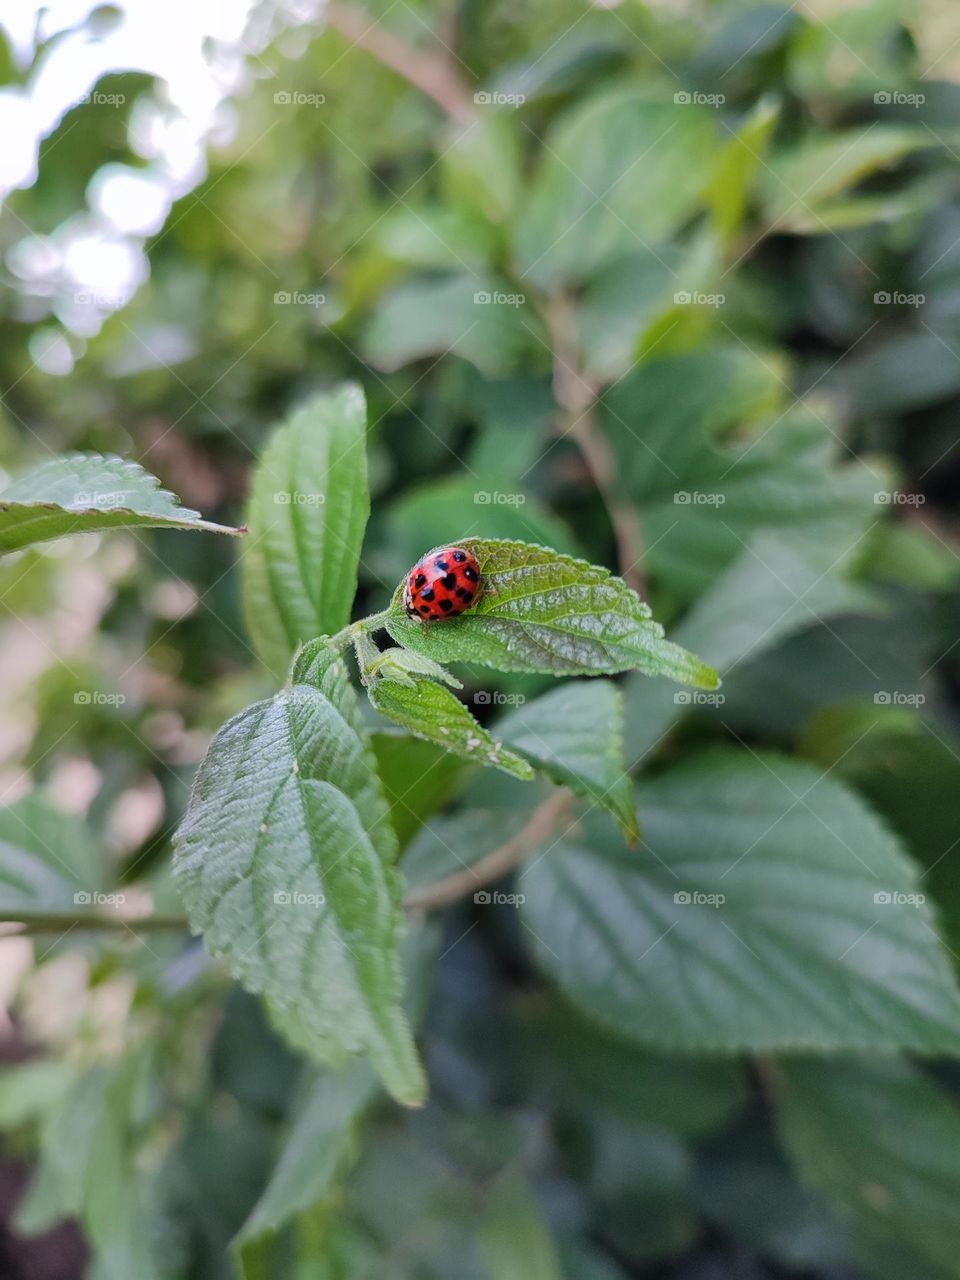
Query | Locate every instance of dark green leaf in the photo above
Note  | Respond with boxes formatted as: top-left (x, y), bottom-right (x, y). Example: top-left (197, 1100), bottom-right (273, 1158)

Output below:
top-left (775, 1057), bottom-right (960, 1277)
top-left (496, 681), bottom-right (639, 841)
top-left (521, 749), bottom-right (960, 1053)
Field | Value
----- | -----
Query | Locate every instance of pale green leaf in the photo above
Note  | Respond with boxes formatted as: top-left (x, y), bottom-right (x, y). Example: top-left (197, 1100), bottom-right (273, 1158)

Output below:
top-left (0, 453), bottom-right (241, 554)
top-left (243, 385), bottom-right (370, 677)
top-left (760, 126), bottom-right (944, 230)
top-left (172, 648), bottom-right (424, 1105)
top-left (368, 647), bottom-right (462, 689)
top-left (0, 793), bottom-right (104, 918)
top-left (496, 681), bottom-right (639, 842)
top-left (362, 273), bottom-right (544, 377)
top-left (369, 677), bottom-right (534, 781)
top-left (513, 86), bottom-right (717, 287)
top-left (479, 1175), bottom-right (563, 1280)
top-left (386, 538), bottom-right (717, 686)
top-left (237, 1065), bottom-right (376, 1246)
top-left (521, 750), bottom-right (960, 1053)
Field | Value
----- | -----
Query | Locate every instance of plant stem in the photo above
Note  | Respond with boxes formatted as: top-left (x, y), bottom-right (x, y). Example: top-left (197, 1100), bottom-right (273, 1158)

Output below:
top-left (402, 788), bottom-right (573, 913)
top-left (328, 606), bottom-right (395, 652)
top-left (324, 1), bottom-right (475, 123)
top-left (3, 912), bottom-right (189, 933)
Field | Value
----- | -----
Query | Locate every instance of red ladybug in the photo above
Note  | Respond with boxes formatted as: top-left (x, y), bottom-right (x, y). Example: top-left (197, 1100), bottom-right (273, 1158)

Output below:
top-left (404, 546), bottom-right (481, 621)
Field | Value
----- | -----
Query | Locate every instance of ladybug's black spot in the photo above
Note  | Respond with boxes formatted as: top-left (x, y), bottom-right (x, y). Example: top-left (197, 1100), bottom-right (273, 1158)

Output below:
top-left (419, 605), bottom-right (430, 615)
top-left (434, 558), bottom-right (449, 572)
top-left (420, 587), bottom-right (435, 601)
top-left (414, 573), bottom-right (426, 588)
top-left (439, 599), bottom-right (453, 612)
top-left (464, 566), bottom-right (479, 582)
top-left (453, 550), bottom-right (466, 562)
top-left (463, 592), bottom-right (474, 604)
top-left (440, 573), bottom-right (456, 590)
top-left (455, 587), bottom-right (468, 600)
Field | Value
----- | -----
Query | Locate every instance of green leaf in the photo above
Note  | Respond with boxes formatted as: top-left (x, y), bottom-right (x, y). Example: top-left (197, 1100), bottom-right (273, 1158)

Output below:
top-left (601, 356), bottom-right (881, 599)
top-left (522, 1002), bottom-right (747, 1136)
top-left (775, 1057), bottom-right (960, 1277)
top-left (368, 676), bottom-right (534, 781)
top-left (521, 749), bottom-right (960, 1054)
top-left (236, 1065), bottom-right (376, 1247)
top-left (243, 386), bottom-right (370, 677)
top-left (386, 538), bottom-right (717, 686)
top-left (172, 648), bottom-right (425, 1106)
top-left (0, 453), bottom-right (242, 554)
top-left (371, 732), bottom-right (468, 850)
top-left (704, 98), bottom-right (778, 241)
top-left (479, 1175), bottom-right (563, 1280)
top-left (621, 531), bottom-right (877, 761)
top-left (362, 273), bottom-right (545, 377)
top-left (367, 647), bottom-right (462, 689)
top-left (760, 126), bottom-right (943, 230)
top-left (0, 793), bottom-right (104, 918)
top-left (513, 86), bottom-right (717, 287)
top-left (496, 681), bottom-right (639, 842)
top-left (383, 475), bottom-right (580, 583)
top-left (441, 114), bottom-right (521, 224)
top-left (16, 1056), bottom-right (163, 1280)
top-left (0, 1059), bottom-right (74, 1126)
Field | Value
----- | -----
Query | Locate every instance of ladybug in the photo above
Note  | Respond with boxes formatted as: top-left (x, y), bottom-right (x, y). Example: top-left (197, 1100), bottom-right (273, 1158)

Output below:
top-left (404, 546), bottom-right (481, 621)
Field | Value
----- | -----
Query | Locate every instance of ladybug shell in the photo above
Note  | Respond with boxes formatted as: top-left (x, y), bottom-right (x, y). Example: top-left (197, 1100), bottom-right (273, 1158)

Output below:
top-left (404, 546), bottom-right (481, 621)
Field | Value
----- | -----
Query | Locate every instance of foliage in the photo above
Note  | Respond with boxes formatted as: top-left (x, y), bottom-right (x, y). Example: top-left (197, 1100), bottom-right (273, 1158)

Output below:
top-left (2, 0), bottom-right (960, 1277)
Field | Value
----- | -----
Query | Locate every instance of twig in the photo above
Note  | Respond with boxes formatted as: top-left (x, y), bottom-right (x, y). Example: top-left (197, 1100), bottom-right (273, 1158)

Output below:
top-left (546, 295), bottom-right (647, 597)
top-left (2, 912), bottom-right (189, 933)
top-left (402, 788), bottom-right (573, 913)
top-left (324, 1), bottom-right (475, 123)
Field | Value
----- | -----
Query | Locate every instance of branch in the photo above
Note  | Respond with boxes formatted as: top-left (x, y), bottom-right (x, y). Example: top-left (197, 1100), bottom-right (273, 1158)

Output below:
top-left (546, 295), bottom-right (647, 597)
top-left (324, 1), bottom-right (475, 123)
top-left (402, 788), bottom-right (573, 913)
top-left (2, 911), bottom-right (189, 933)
